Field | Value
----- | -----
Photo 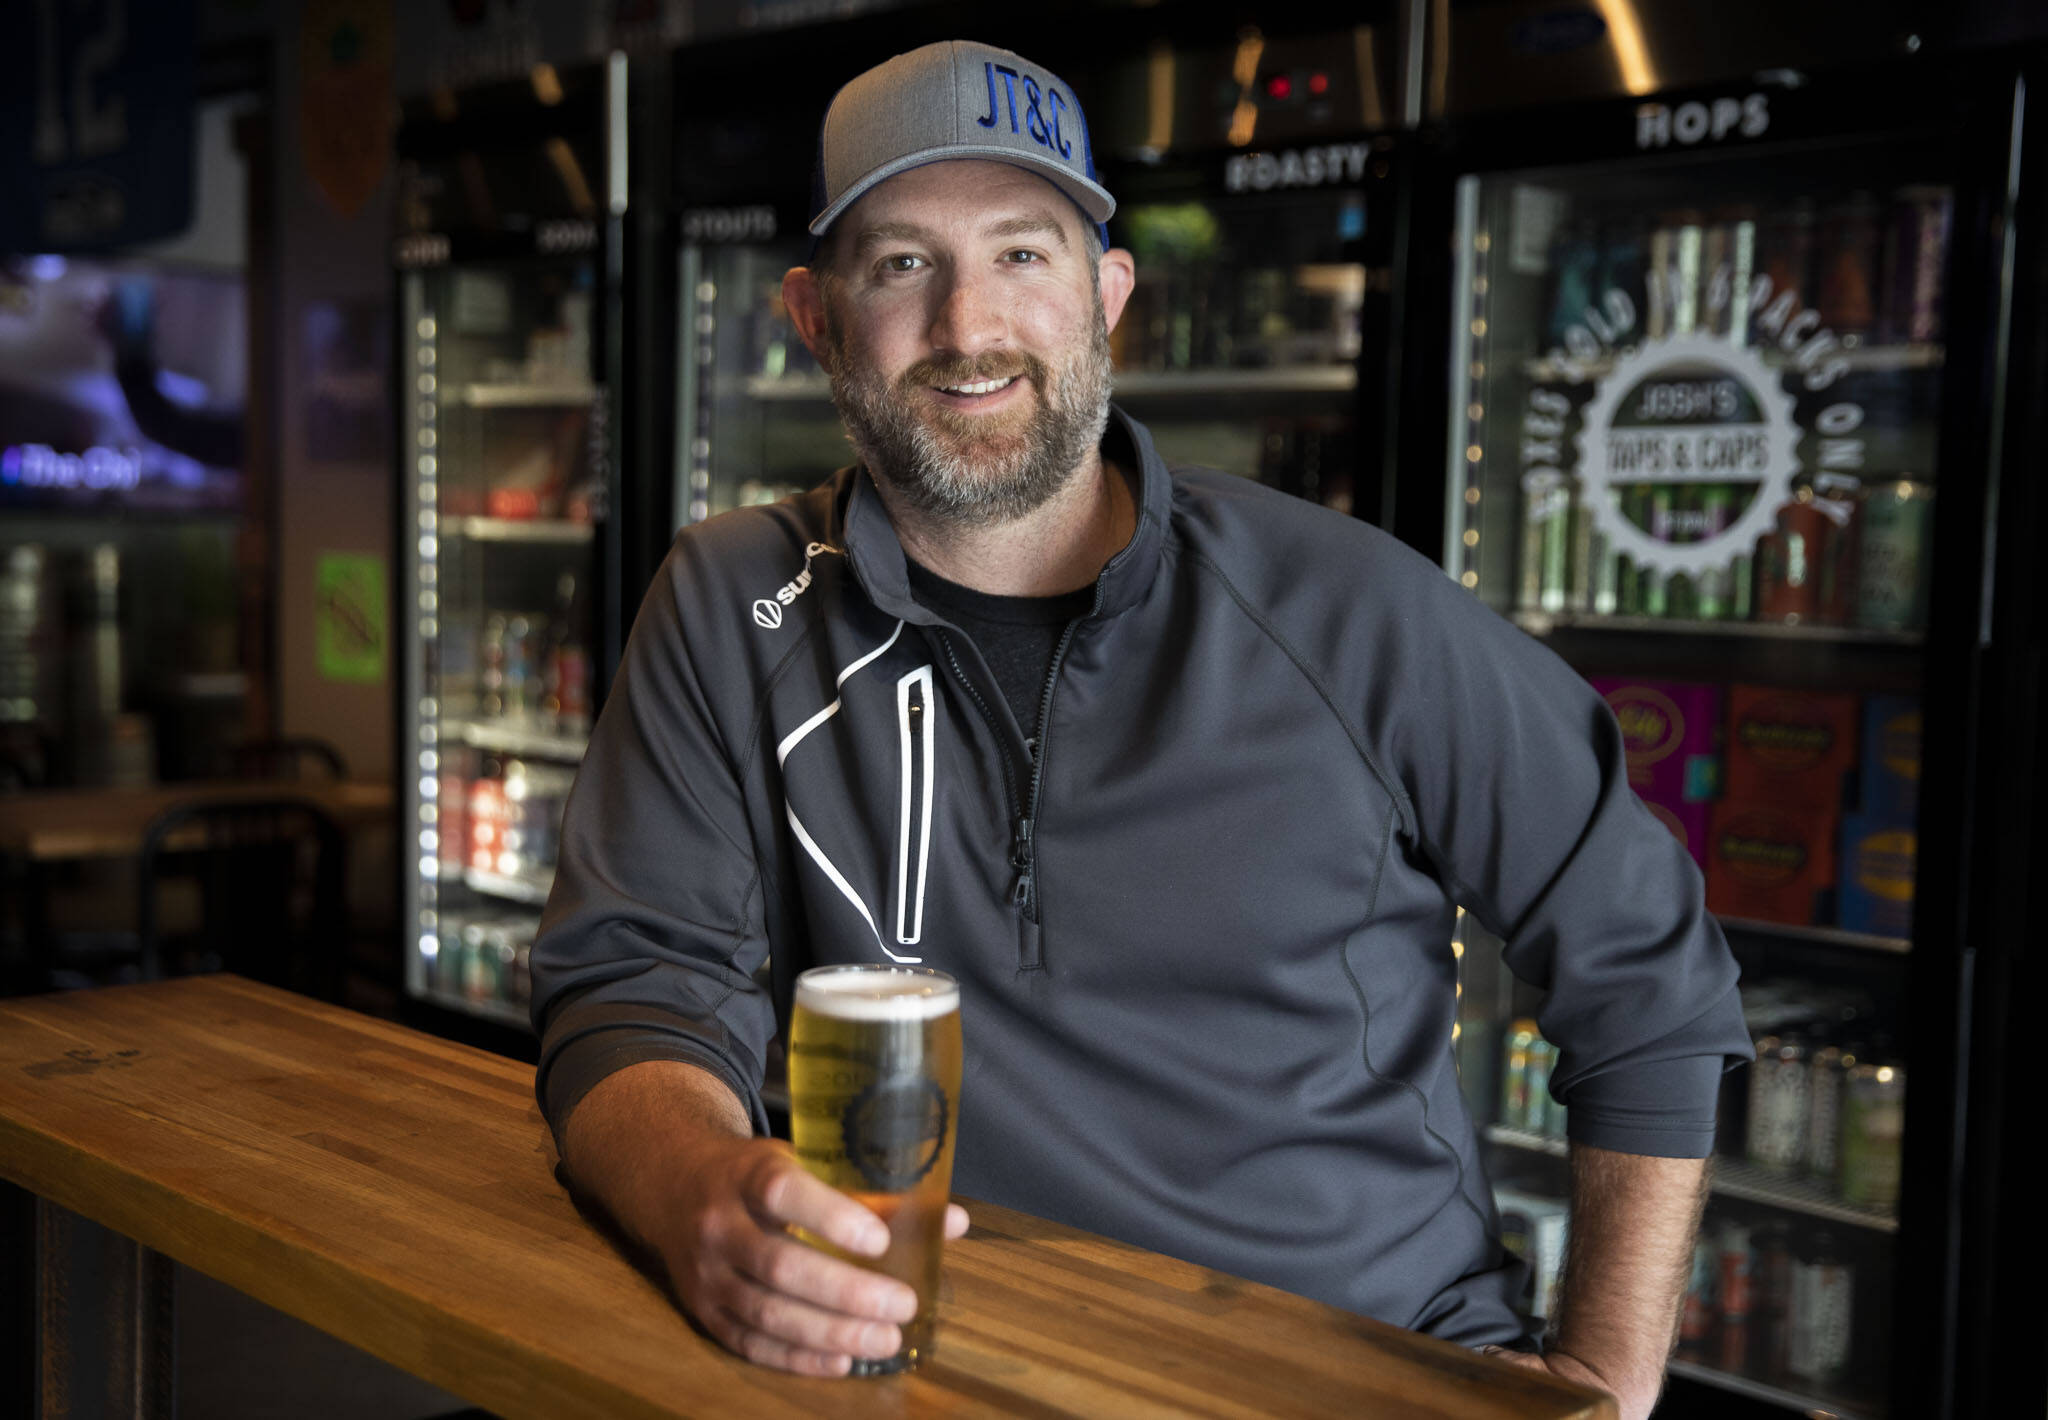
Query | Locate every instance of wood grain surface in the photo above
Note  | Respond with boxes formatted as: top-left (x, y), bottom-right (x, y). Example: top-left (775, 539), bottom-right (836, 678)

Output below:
top-left (0, 977), bottom-right (1614, 1419)
top-left (0, 780), bottom-right (393, 861)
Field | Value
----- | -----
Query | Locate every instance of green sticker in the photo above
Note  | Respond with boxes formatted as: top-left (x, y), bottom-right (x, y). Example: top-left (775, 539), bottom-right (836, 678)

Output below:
top-left (316, 553), bottom-right (387, 683)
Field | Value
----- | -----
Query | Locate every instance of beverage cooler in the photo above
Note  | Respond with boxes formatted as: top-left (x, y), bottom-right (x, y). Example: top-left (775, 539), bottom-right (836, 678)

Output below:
top-left (393, 58), bottom-right (648, 1032)
top-left (668, 0), bottom-right (1413, 532)
top-left (1413, 46), bottom-right (2043, 1420)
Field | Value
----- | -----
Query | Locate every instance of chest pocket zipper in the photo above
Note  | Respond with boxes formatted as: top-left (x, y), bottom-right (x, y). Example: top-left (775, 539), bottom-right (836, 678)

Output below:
top-left (896, 665), bottom-right (936, 947)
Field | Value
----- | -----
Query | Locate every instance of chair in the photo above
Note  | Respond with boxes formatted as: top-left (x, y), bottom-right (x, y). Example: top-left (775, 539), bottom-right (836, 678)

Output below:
top-left (137, 797), bottom-right (348, 1001)
top-left (213, 737), bottom-right (349, 782)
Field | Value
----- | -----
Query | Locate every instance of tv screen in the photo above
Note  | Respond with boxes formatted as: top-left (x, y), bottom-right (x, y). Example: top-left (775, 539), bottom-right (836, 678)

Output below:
top-left (0, 255), bottom-right (245, 514)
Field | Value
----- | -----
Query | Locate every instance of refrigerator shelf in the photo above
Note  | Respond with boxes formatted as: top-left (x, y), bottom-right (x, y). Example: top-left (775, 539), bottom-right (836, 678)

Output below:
top-left (1717, 917), bottom-right (1911, 956)
top-left (417, 984), bottom-right (532, 1032)
top-left (1523, 341), bottom-right (1945, 385)
top-left (1667, 1357), bottom-right (1881, 1420)
top-left (1484, 1127), bottom-right (1899, 1233)
top-left (738, 367), bottom-right (1360, 402)
top-left (445, 516), bottom-right (596, 545)
top-left (464, 866), bottom-right (554, 906)
top-left (447, 381), bottom-right (599, 409)
top-left (445, 716), bottom-right (589, 762)
top-left (1509, 610), bottom-right (1923, 648)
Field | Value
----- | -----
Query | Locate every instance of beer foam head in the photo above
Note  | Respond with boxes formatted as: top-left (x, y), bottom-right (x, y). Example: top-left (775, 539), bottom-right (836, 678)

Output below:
top-left (795, 965), bottom-right (959, 1022)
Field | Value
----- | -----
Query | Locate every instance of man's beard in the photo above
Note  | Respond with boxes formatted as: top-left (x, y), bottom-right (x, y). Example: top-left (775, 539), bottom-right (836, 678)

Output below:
top-left (823, 301), bottom-right (1114, 527)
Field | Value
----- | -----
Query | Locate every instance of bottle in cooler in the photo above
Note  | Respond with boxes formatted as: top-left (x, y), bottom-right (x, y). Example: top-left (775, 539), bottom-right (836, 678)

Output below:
top-left (1757, 492), bottom-right (1831, 624)
top-left (1518, 473), bottom-right (1572, 614)
top-left (1754, 1221), bottom-right (1795, 1376)
top-left (1680, 1231), bottom-right (1718, 1349)
top-left (1881, 186), bottom-right (1951, 345)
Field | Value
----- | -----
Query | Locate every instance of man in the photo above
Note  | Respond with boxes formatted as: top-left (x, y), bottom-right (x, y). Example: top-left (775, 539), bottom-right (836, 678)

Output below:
top-left (532, 40), bottom-right (1751, 1417)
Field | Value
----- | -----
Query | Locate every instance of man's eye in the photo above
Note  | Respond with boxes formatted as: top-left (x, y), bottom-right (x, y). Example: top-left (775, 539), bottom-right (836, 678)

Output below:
top-left (882, 254), bottom-right (924, 273)
top-left (1003, 249), bottom-right (1044, 264)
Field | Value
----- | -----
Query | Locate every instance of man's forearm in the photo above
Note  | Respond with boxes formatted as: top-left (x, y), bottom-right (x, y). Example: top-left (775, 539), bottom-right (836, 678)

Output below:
top-left (1548, 1142), bottom-right (1711, 1409)
top-left (559, 1059), bottom-right (754, 1250)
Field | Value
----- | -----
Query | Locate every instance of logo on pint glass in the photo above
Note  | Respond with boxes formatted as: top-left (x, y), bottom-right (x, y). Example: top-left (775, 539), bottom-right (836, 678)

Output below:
top-left (842, 1076), bottom-right (949, 1191)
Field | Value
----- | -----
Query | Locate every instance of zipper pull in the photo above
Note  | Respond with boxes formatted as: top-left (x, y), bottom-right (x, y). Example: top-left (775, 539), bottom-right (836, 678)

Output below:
top-left (1008, 816), bottom-right (1035, 908)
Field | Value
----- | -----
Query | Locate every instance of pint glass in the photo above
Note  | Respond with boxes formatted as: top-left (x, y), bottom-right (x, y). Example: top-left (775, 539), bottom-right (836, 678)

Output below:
top-left (788, 964), bottom-right (962, 1375)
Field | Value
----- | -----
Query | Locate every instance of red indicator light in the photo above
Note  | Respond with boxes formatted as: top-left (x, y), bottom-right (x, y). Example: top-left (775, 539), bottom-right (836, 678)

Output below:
top-left (1309, 72), bottom-right (1330, 95)
top-left (1266, 74), bottom-right (1292, 100)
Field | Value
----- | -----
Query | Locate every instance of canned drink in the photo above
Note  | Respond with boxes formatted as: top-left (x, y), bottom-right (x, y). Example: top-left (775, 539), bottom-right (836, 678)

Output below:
top-left (1501, 1019), bottom-right (1539, 1128)
top-left (1788, 1234), bottom-right (1854, 1383)
top-left (1840, 1061), bottom-right (1905, 1211)
top-left (1695, 485), bottom-right (1738, 619)
top-left (438, 770), bottom-right (469, 868)
top-left (1680, 1233), bottom-right (1718, 1345)
top-left (1806, 1044), bottom-right (1848, 1183)
top-left (1883, 186), bottom-right (1950, 345)
top-left (1746, 1033), bottom-right (1811, 1172)
top-left (1718, 1219), bottom-right (1754, 1322)
top-left (480, 614), bottom-right (509, 718)
top-left (1519, 473), bottom-right (1572, 614)
top-left (433, 920), bottom-right (468, 995)
top-left (503, 614), bottom-right (537, 719)
top-left (1818, 495), bottom-right (1860, 626)
top-left (1758, 495), bottom-right (1831, 624)
top-left (1523, 1037), bottom-right (1557, 1132)
top-left (1856, 479), bottom-right (1934, 632)
top-left (467, 770), bottom-right (508, 874)
top-left (1754, 1223), bottom-right (1795, 1375)
top-left (1818, 195), bottom-right (1883, 337)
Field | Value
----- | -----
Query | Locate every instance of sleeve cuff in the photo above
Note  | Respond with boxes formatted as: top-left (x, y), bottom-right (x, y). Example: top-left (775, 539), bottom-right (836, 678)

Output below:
top-left (539, 1026), bottom-right (772, 1148)
top-left (1559, 1052), bottom-right (1726, 1158)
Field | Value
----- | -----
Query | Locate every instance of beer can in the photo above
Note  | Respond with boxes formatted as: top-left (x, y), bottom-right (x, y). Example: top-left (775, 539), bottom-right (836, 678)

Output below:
top-left (467, 770), bottom-right (507, 873)
top-left (1806, 1044), bottom-right (1848, 1183)
top-left (1523, 1037), bottom-right (1557, 1132)
top-left (433, 920), bottom-right (468, 995)
top-left (503, 614), bottom-right (536, 719)
top-left (1882, 186), bottom-right (1951, 345)
top-left (1695, 485), bottom-right (1738, 620)
top-left (1817, 195), bottom-right (1882, 338)
top-left (1501, 1019), bottom-right (1539, 1128)
top-left (1757, 200), bottom-right (1818, 318)
top-left (1519, 473), bottom-right (1572, 614)
top-left (1758, 494), bottom-right (1830, 624)
top-left (1840, 1061), bottom-right (1905, 1211)
top-left (1818, 494), bottom-right (1860, 626)
top-left (1746, 1033), bottom-right (1811, 1172)
top-left (1754, 1222), bottom-right (1796, 1375)
top-left (1680, 1233), bottom-right (1718, 1346)
top-left (1718, 1219), bottom-right (1754, 1322)
top-left (1788, 1234), bottom-right (1854, 1383)
top-left (1855, 479), bottom-right (1934, 633)
top-left (479, 614), bottom-right (509, 718)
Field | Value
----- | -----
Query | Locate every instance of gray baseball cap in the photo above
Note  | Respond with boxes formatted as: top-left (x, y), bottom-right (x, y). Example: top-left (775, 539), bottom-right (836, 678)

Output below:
top-left (808, 40), bottom-right (1115, 245)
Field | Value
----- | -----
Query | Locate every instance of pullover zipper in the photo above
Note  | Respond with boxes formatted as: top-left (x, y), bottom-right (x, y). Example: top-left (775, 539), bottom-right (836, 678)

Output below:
top-left (1010, 620), bottom-right (1081, 920)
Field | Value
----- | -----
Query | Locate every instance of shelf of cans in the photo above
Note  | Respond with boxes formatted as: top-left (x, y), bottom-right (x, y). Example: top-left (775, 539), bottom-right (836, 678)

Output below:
top-left (420, 912), bottom-right (534, 1030)
top-left (1587, 679), bottom-right (1919, 943)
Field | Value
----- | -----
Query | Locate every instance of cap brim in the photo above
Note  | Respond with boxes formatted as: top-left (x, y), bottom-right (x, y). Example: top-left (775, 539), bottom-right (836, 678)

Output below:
top-left (808, 147), bottom-right (1116, 236)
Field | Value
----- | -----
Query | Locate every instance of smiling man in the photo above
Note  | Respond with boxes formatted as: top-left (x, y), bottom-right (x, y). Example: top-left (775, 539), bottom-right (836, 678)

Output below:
top-left (530, 40), bottom-right (1752, 1418)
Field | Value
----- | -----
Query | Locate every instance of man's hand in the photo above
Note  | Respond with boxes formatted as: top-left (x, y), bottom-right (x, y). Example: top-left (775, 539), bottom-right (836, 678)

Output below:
top-left (559, 1060), bottom-right (969, 1376)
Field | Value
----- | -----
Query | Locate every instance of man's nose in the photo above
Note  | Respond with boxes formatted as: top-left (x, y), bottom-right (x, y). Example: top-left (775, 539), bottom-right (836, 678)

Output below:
top-left (927, 270), bottom-right (1006, 358)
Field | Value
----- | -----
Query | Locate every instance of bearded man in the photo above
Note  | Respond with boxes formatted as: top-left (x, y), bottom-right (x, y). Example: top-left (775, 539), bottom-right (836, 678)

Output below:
top-left (530, 41), bottom-right (1751, 1420)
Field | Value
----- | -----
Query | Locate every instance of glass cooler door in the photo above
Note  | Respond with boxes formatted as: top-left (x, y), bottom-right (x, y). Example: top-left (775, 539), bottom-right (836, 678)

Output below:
top-left (1447, 135), bottom-right (1957, 1420)
top-left (401, 257), bottom-right (603, 1028)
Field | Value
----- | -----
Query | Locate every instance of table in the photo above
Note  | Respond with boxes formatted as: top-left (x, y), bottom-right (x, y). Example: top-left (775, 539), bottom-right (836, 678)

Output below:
top-left (0, 977), bottom-right (1615, 1419)
top-left (0, 779), bottom-right (392, 862)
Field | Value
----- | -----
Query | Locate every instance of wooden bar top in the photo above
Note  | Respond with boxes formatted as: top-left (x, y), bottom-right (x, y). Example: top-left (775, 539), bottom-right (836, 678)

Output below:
top-left (0, 978), bottom-right (1613, 1420)
top-left (0, 779), bottom-right (394, 861)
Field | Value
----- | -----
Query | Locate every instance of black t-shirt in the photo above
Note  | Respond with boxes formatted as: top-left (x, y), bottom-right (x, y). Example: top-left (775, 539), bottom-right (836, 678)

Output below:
top-left (904, 559), bottom-right (1092, 753)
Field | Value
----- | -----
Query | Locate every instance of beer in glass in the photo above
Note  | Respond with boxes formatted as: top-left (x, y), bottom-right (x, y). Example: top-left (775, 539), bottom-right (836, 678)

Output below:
top-left (788, 964), bottom-right (962, 1375)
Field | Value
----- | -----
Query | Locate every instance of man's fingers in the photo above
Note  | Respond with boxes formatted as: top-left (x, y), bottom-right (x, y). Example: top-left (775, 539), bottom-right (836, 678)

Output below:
top-left (945, 1203), bottom-right (970, 1239)
top-left (746, 1154), bottom-right (889, 1257)
top-left (722, 1274), bottom-right (904, 1360)
top-left (706, 1305), bottom-right (855, 1378)
top-left (740, 1227), bottom-right (918, 1323)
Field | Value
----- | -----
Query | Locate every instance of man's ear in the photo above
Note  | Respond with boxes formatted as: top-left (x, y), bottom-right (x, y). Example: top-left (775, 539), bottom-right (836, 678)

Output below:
top-left (1097, 248), bottom-right (1137, 337)
top-left (781, 266), bottom-right (833, 370)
